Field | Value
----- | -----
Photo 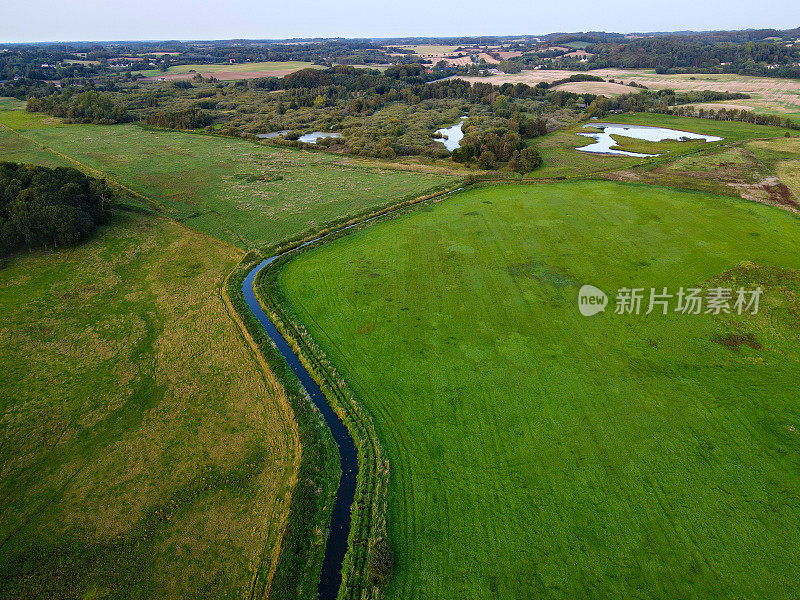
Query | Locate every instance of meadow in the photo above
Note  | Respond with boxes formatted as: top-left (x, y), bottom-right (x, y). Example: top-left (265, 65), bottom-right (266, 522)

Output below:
top-left (135, 61), bottom-right (318, 79)
top-left (0, 101), bottom-right (458, 249)
top-left (529, 113), bottom-right (791, 179)
top-left (276, 181), bottom-right (800, 600)
top-left (0, 211), bottom-right (299, 599)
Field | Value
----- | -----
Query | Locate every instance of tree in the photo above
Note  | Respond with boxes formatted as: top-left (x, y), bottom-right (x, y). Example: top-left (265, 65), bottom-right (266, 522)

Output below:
top-left (477, 150), bottom-right (497, 170)
top-left (512, 147), bottom-right (543, 175)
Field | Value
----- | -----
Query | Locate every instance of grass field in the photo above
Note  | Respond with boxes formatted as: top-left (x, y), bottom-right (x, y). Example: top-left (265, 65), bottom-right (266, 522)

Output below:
top-left (529, 112), bottom-right (790, 179)
top-left (275, 181), bottom-right (800, 599)
top-left (135, 61), bottom-right (318, 79)
top-left (0, 101), bottom-right (458, 249)
top-left (0, 211), bottom-right (299, 599)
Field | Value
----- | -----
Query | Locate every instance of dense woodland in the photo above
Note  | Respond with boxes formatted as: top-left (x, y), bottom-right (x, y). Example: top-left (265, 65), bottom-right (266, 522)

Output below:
top-left (0, 163), bottom-right (112, 257)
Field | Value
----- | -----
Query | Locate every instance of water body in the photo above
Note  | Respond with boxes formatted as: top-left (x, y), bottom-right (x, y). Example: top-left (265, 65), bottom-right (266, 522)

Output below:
top-left (435, 117), bottom-right (468, 151)
top-left (299, 131), bottom-right (343, 144)
top-left (256, 130), bottom-right (289, 139)
top-left (242, 259), bottom-right (358, 600)
top-left (577, 123), bottom-right (723, 157)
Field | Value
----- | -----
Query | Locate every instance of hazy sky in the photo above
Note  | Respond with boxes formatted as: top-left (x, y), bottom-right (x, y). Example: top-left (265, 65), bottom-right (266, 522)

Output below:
top-left (2, 0), bottom-right (799, 43)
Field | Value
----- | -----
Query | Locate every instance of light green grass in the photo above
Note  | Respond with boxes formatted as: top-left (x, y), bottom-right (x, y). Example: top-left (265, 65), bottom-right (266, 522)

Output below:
top-left (0, 110), bottom-right (457, 249)
top-left (531, 113), bottom-right (788, 179)
top-left (135, 61), bottom-right (318, 78)
top-left (0, 211), bottom-right (298, 599)
top-left (277, 181), bottom-right (800, 600)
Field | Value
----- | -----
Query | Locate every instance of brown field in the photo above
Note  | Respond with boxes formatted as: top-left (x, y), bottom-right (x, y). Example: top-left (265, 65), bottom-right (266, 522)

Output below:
top-left (456, 69), bottom-right (800, 116)
top-left (553, 81), bottom-right (636, 95)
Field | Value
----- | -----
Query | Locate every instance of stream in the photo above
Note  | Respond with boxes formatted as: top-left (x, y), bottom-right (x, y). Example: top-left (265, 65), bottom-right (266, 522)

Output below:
top-left (242, 258), bottom-right (358, 600)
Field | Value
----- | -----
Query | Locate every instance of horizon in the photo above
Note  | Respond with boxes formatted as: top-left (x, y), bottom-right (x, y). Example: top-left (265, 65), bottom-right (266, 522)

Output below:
top-left (4, 27), bottom-right (800, 46)
top-left (3, 0), bottom-right (799, 45)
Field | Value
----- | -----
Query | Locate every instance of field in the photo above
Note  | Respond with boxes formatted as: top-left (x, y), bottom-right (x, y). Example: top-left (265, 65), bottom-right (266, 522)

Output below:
top-left (136, 61), bottom-right (319, 80)
top-left (457, 69), bottom-right (800, 120)
top-left (528, 112), bottom-right (791, 180)
top-left (0, 211), bottom-right (299, 599)
top-left (0, 101), bottom-right (458, 249)
top-left (552, 81), bottom-right (637, 96)
top-left (275, 180), bottom-right (800, 599)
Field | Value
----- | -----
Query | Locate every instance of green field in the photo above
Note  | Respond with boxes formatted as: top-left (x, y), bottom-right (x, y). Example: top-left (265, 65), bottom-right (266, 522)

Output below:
top-left (0, 211), bottom-right (299, 599)
top-left (0, 102), bottom-right (457, 249)
top-left (530, 113), bottom-right (792, 179)
top-left (275, 181), bottom-right (800, 599)
top-left (134, 61), bottom-right (318, 78)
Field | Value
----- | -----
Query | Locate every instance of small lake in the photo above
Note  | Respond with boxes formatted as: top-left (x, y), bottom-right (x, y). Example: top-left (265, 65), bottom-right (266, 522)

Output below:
top-left (577, 123), bottom-right (723, 157)
top-left (256, 130), bottom-right (288, 139)
top-left (435, 117), bottom-right (467, 151)
top-left (299, 131), bottom-right (343, 144)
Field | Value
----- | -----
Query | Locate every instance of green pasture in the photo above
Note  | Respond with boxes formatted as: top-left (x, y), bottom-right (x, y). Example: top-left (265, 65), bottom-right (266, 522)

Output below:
top-left (277, 181), bottom-right (800, 600)
top-left (0, 104), bottom-right (456, 249)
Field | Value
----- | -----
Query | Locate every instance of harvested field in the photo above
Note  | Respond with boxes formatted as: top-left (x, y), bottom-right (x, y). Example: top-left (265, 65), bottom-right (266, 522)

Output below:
top-left (553, 81), bottom-right (638, 96)
top-left (456, 69), bottom-right (800, 118)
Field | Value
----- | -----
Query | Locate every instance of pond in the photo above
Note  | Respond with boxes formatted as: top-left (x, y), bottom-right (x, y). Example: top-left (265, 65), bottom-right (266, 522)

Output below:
top-left (299, 131), bottom-right (343, 144)
top-left (435, 117), bottom-right (467, 151)
top-left (577, 123), bottom-right (723, 157)
top-left (256, 130), bottom-right (289, 139)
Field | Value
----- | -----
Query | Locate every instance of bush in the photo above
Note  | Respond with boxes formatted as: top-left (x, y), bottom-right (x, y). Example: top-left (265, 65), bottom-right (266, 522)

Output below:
top-left (477, 150), bottom-right (497, 170)
top-left (367, 538), bottom-right (394, 588)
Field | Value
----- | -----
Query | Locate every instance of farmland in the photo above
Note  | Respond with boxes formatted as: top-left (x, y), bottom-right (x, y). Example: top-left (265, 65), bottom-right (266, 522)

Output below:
top-left (136, 61), bottom-right (318, 80)
top-left (0, 101), bottom-right (458, 249)
top-left (457, 69), bottom-right (800, 120)
top-left (275, 180), bottom-right (800, 600)
top-left (0, 211), bottom-right (299, 599)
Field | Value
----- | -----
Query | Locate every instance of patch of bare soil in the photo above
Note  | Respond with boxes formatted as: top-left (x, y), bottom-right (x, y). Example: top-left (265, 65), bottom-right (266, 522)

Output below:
top-left (730, 176), bottom-right (800, 215)
top-left (713, 332), bottom-right (763, 352)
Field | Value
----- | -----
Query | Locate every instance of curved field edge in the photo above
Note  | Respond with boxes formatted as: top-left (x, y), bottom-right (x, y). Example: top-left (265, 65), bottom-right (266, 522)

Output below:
top-left (226, 256), bottom-right (340, 600)
top-left (243, 181), bottom-right (469, 600)
top-left (275, 181), bottom-right (800, 599)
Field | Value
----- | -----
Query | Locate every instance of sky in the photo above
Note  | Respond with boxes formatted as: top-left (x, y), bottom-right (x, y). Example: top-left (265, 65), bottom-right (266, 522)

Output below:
top-left (2, 0), bottom-right (799, 43)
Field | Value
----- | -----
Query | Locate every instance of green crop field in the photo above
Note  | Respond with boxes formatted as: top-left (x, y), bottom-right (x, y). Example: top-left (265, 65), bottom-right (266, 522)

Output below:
top-left (275, 181), bottom-right (800, 599)
top-left (0, 211), bottom-right (299, 599)
top-left (0, 102), bottom-right (457, 249)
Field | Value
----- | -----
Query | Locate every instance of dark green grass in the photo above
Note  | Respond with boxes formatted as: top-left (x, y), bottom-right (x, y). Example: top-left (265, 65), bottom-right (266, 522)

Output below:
top-left (276, 181), bottom-right (800, 600)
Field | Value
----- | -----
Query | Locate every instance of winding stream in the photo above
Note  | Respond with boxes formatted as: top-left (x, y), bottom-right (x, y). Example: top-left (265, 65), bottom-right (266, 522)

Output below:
top-left (242, 258), bottom-right (358, 600)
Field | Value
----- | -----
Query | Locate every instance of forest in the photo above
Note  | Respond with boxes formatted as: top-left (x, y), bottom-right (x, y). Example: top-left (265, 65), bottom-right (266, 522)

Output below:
top-left (0, 163), bottom-right (112, 256)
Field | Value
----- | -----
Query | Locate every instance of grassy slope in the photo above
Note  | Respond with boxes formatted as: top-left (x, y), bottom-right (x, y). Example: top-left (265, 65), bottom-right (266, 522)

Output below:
top-left (0, 103), bottom-right (458, 249)
top-left (749, 137), bottom-right (800, 197)
top-left (0, 211), bottom-right (299, 599)
top-left (277, 181), bottom-right (800, 600)
top-left (530, 113), bottom-right (792, 179)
